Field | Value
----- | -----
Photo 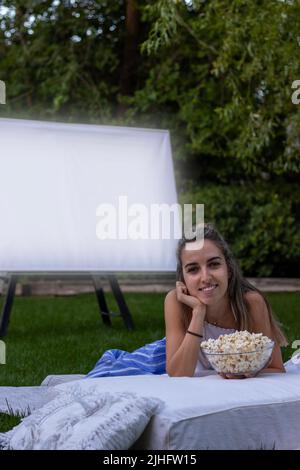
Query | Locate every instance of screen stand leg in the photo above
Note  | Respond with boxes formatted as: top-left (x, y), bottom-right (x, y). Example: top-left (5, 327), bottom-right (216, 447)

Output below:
top-left (92, 275), bottom-right (135, 331)
top-left (0, 275), bottom-right (17, 338)
top-left (0, 275), bottom-right (135, 336)
top-left (92, 276), bottom-right (112, 327)
top-left (108, 275), bottom-right (135, 331)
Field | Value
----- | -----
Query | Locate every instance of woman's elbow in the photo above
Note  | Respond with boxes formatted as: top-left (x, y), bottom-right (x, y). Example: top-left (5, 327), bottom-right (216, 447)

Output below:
top-left (166, 365), bottom-right (194, 378)
top-left (167, 371), bottom-right (193, 377)
top-left (166, 365), bottom-right (177, 377)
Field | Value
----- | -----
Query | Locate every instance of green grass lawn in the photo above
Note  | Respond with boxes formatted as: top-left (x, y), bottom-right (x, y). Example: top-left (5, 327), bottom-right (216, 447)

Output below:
top-left (0, 291), bottom-right (299, 433)
top-left (0, 292), bottom-right (166, 386)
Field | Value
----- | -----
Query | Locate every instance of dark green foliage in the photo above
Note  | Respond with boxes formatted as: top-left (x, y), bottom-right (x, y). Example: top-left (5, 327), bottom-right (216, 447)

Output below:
top-left (0, 0), bottom-right (127, 121)
top-left (1, 0), bottom-right (300, 178)
top-left (134, 0), bottom-right (300, 180)
top-left (180, 182), bottom-right (300, 277)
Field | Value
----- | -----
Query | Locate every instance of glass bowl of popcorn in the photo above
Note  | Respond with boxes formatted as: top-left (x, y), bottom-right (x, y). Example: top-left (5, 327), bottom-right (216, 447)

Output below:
top-left (200, 331), bottom-right (274, 376)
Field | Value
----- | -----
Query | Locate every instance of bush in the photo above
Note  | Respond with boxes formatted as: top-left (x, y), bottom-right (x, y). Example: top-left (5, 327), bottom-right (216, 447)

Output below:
top-left (180, 183), bottom-right (300, 277)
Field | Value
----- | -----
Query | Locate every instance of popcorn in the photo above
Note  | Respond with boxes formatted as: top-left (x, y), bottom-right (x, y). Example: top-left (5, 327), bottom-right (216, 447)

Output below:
top-left (201, 331), bottom-right (274, 375)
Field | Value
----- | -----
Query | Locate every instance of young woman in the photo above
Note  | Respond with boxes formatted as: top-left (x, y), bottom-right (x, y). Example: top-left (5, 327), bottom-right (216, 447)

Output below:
top-left (164, 223), bottom-right (287, 378)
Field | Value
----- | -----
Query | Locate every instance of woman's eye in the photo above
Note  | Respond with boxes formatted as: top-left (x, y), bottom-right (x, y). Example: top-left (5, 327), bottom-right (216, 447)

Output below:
top-left (187, 263), bottom-right (220, 273)
top-left (188, 267), bottom-right (198, 273)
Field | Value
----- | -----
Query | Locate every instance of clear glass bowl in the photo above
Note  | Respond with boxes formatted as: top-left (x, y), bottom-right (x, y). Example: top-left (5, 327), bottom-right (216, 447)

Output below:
top-left (201, 341), bottom-right (274, 376)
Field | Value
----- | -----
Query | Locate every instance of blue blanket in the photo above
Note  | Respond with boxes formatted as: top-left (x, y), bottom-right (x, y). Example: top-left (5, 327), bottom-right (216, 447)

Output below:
top-left (86, 337), bottom-right (166, 378)
top-left (86, 337), bottom-right (298, 378)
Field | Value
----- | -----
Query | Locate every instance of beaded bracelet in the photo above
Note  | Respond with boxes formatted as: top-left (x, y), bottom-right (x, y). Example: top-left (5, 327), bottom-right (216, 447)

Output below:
top-left (187, 330), bottom-right (203, 338)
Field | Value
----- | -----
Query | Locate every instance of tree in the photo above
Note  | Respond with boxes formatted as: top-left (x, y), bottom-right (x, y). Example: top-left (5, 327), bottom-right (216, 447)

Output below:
top-left (128, 0), bottom-right (300, 182)
top-left (1, 0), bottom-right (300, 182)
top-left (118, 0), bottom-right (140, 115)
top-left (0, 0), bottom-right (127, 121)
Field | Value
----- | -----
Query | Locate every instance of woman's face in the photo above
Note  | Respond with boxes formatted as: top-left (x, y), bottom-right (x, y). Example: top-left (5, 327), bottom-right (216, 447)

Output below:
top-left (181, 239), bottom-right (230, 306)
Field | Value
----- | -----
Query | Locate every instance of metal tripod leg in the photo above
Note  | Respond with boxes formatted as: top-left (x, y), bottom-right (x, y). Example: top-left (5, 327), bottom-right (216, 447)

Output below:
top-left (92, 276), bottom-right (112, 327)
top-left (0, 275), bottom-right (17, 338)
top-left (108, 275), bottom-right (135, 331)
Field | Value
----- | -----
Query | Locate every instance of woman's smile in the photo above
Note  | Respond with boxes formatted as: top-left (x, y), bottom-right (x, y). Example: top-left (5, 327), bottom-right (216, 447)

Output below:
top-left (198, 284), bottom-right (218, 292)
top-left (198, 284), bottom-right (218, 299)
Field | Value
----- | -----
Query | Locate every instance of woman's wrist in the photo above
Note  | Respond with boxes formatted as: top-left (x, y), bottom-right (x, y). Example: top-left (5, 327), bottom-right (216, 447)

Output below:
top-left (192, 304), bottom-right (206, 318)
top-left (186, 330), bottom-right (203, 339)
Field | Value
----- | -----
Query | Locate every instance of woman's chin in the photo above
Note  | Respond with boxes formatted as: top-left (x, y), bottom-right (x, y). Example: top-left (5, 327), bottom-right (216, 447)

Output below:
top-left (195, 293), bottom-right (211, 305)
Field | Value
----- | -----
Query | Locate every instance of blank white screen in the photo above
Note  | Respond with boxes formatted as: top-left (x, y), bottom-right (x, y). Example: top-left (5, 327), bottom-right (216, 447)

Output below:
top-left (0, 118), bottom-right (180, 272)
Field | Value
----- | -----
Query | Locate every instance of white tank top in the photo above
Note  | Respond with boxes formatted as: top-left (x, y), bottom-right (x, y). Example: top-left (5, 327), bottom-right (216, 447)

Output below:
top-left (194, 321), bottom-right (236, 377)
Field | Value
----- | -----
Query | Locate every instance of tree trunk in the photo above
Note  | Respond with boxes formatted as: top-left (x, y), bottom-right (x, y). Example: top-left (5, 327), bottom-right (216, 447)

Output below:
top-left (118, 0), bottom-right (140, 116)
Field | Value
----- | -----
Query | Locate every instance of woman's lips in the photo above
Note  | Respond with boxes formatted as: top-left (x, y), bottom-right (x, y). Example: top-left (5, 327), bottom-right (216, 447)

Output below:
top-left (198, 284), bottom-right (218, 294)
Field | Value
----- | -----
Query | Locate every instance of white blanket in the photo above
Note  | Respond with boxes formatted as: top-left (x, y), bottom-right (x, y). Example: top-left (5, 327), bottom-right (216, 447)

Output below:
top-left (1, 361), bottom-right (300, 450)
top-left (0, 386), bottom-right (58, 417)
top-left (0, 385), bottom-right (162, 450)
top-left (55, 370), bottom-right (300, 450)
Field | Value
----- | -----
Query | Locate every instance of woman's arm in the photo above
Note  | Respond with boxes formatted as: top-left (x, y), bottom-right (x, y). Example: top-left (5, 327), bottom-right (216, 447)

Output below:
top-left (221, 292), bottom-right (285, 379)
top-left (164, 289), bottom-right (206, 377)
top-left (245, 291), bottom-right (285, 374)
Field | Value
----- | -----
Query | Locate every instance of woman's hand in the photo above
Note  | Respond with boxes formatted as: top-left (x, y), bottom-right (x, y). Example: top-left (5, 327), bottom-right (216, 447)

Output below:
top-left (176, 281), bottom-right (205, 312)
top-left (218, 372), bottom-right (256, 380)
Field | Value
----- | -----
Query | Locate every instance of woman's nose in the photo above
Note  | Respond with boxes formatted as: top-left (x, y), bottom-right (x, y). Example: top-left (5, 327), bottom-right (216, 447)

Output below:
top-left (200, 267), bottom-right (212, 282)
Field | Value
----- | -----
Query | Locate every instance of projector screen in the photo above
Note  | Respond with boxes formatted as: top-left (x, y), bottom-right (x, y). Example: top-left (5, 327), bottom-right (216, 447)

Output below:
top-left (0, 118), bottom-right (180, 272)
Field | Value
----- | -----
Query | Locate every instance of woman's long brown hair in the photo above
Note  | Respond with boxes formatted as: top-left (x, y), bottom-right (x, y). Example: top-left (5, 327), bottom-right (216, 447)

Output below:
top-left (176, 223), bottom-right (288, 346)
